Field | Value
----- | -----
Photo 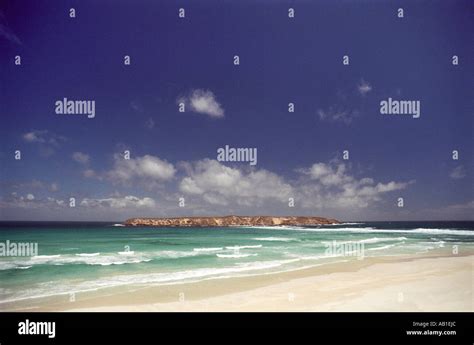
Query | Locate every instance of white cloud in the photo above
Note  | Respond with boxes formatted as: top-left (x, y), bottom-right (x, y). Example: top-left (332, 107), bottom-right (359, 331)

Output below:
top-left (0, 193), bottom-right (156, 215)
top-left (179, 159), bottom-right (293, 206)
top-left (317, 79), bottom-right (371, 125)
top-left (80, 196), bottom-right (156, 209)
top-left (0, 192), bottom-right (154, 213)
top-left (298, 161), bottom-right (409, 209)
top-left (317, 106), bottom-right (358, 124)
top-left (178, 159), bottom-right (409, 210)
top-left (1, 154), bottom-right (412, 218)
top-left (304, 163), bottom-right (352, 186)
top-left (108, 154), bottom-right (176, 184)
top-left (22, 130), bottom-right (64, 146)
top-left (0, 193), bottom-right (65, 209)
top-left (72, 152), bottom-right (90, 165)
top-left (179, 89), bottom-right (224, 118)
top-left (450, 166), bottom-right (466, 179)
top-left (358, 79), bottom-right (372, 95)
top-left (23, 131), bottom-right (45, 143)
top-left (46, 197), bottom-right (65, 206)
top-left (22, 130), bottom-right (65, 157)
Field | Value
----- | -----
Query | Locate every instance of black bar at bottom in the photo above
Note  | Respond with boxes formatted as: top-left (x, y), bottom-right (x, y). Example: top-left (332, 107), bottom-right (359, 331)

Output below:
top-left (0, 312), bottom-right (472, 345)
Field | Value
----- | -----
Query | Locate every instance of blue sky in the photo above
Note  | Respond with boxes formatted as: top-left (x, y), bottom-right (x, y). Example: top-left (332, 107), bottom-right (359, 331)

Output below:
top-left (0, 0), bottom-right (472, 221)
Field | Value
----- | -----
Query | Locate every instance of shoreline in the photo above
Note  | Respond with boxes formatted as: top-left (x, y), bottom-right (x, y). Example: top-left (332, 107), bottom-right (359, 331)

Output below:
top-left (72, 253), bottom-right (473, 312)
top-left (4, 251), bottom-right (472, 312)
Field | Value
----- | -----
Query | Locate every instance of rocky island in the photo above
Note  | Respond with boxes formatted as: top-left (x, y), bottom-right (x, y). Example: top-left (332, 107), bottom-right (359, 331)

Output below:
top-left (124, 215), bottom-right (340, 227)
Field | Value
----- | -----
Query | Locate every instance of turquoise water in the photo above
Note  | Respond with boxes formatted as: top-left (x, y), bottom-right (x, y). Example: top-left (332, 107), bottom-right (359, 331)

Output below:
top-left (0, 221), bottom-right (473, 306)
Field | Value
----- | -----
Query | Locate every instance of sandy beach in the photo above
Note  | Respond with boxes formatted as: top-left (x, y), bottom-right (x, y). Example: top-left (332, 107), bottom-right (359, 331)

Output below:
top-left (49, 253), bottom-right (473, 312)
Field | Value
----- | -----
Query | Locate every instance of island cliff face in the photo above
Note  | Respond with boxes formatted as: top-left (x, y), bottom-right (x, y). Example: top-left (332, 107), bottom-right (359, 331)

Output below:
top-left (124, 216), bottom-right (340, 227)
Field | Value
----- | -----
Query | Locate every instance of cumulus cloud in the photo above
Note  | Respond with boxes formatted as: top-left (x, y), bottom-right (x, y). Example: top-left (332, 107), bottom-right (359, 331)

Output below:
top-left (178, 89), bottom-right (224, 118)
top-left (179, 159), bottom-right (293, 206)
top-left (297, 161), bottom-right (409, 209)
top-left (1, 154), bottom-right (411, 217)
top-left (108, 154), bottom-right (176, 185)
top-left (178, 159), bottom-right (409, 210)
top-left (80, 196), bottom-right (156, 209)
top-left (72, 152), bottom-right (90, 165)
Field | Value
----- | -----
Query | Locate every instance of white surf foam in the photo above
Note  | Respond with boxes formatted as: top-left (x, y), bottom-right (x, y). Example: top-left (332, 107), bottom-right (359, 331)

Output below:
top-left (216, 253), bottom-right (258, 258)
top-left (410, 228), bottom-right (473, 236)
top-left (1, 247), bottom-right (228, 271)
top-left (420, 241), bottom-right (445, 248)
top-left (322, 237), bottom-right (407, 246)
top-left (261, 226), bottom-right (473, 236)
top-left (359, 236), bottom-right (407, 243)
top-left (0, 252), bottom-right (154, 269)
top-left (32, 255), bottom-right (61, 259)
top-left (322, 222), bottom-right (363, 226)
top-left (253, 237), bottom-right (295, 242)
top-left (367, 243), bottom-right (399, 251)
top-left (225, 245), bottom-right (262, 250)
top-left (286, 253), bottom-right (343, 261)
top-left (193, 247), bottom-right (223, 252)
top-left (153, 250), bottom-right (200, 258)
top-left (0, 259), bottom-right (297, 304)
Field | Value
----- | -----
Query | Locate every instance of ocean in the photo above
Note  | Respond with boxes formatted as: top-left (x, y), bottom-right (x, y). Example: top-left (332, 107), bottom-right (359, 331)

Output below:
top-left (0, 221), bottom-right (473, 309)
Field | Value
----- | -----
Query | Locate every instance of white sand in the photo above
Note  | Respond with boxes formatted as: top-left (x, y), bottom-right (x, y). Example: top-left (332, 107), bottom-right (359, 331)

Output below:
top-left (67, 255), bottom-right (473, 312)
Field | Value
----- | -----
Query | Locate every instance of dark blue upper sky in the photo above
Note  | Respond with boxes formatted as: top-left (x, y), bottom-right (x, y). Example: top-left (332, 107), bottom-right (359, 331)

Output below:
top-left (0, 0), bottom-right (472, 221)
